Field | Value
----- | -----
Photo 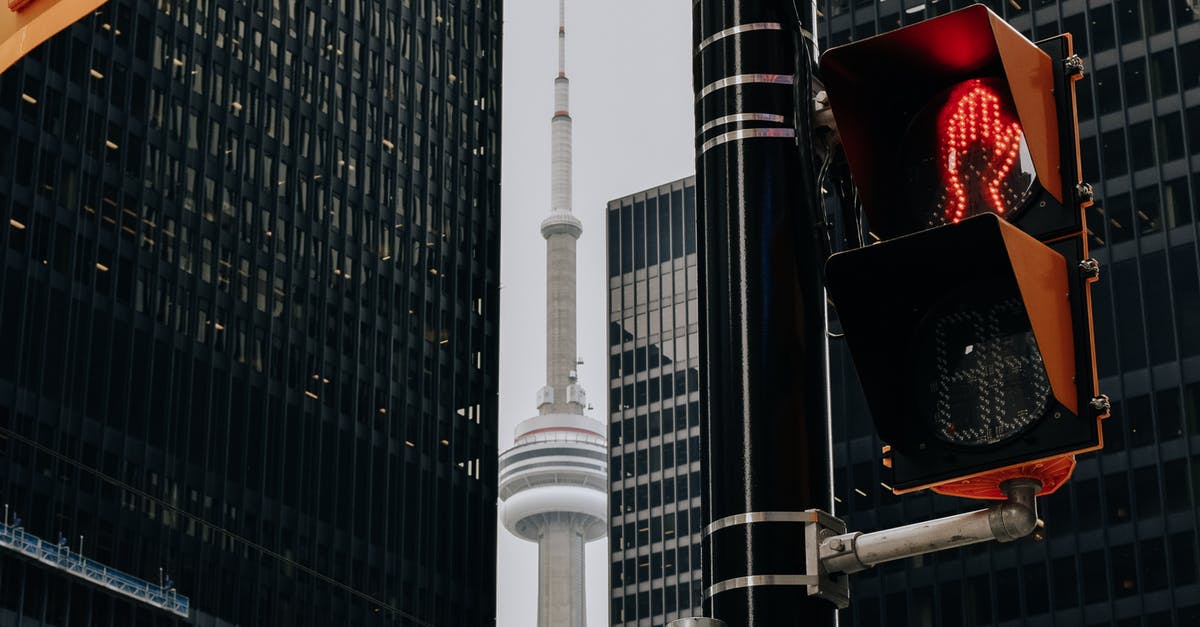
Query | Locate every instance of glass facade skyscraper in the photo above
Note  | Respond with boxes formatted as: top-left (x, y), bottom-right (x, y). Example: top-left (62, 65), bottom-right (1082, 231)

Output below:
top-left (0, 1), bottom-right (501, 625)
top-left (612, 2), bottom-right (1200, 625)
top-left (606, 177), bottom-right (705, 625)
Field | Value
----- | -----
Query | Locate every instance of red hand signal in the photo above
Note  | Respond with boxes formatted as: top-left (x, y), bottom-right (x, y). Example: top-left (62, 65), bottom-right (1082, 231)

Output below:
top-left (939, 80), bottom-right (1024, 224)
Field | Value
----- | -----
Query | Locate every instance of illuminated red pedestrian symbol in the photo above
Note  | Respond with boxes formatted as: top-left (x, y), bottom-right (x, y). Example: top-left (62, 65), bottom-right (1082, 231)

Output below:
top-left (938, 79), bottom-right (1024, 224)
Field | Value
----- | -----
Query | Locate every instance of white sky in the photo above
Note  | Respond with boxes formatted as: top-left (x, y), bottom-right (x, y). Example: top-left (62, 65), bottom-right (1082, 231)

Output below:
top-left (496, 1), bottom-right (695, 625)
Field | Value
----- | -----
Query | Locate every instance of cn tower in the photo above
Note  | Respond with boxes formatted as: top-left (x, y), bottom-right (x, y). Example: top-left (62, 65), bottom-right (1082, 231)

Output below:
top-left (498, 1), bottom-right (606, 625)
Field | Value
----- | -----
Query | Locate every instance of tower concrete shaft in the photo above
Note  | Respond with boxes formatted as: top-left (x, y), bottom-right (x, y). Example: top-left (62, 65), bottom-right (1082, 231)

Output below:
top-left (537, 520), bottom-right (587, 626)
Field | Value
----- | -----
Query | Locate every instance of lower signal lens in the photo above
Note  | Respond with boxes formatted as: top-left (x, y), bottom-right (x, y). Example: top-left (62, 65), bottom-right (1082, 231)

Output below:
top-left (911, 285), bottom-right (1052, 448)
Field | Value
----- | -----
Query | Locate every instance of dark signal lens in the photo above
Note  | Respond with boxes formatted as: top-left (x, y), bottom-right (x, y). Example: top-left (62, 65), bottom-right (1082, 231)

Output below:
top-left (911, 285), bottom-right (1052, 448)
top-left (901, 78), bottom-right (1037, 231)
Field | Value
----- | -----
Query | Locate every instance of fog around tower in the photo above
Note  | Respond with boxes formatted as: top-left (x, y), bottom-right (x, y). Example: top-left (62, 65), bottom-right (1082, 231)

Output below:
top-left (498, 1), bottom-right (695, 625)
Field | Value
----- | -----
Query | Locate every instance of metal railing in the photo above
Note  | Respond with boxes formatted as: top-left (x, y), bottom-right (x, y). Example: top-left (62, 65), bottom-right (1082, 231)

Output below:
top-left (0, 520), bottom-right (189, 618)
top-left (505, 430), bottom-right (606, 450)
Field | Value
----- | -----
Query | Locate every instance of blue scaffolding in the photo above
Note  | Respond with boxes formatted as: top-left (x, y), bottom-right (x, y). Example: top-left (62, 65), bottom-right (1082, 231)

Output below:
top-left (0, 520), bottom-right (189, 618)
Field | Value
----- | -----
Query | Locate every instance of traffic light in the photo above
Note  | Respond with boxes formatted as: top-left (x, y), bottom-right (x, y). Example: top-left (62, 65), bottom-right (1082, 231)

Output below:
top-left (819, 4), bottom-right (1105, 499)
top-left (1, 0), bottom-right (106, 75)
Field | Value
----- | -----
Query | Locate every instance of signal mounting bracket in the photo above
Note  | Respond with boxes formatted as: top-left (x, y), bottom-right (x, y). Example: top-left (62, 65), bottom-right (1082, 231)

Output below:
top-left (804, 479), bottom-right (1042, 607)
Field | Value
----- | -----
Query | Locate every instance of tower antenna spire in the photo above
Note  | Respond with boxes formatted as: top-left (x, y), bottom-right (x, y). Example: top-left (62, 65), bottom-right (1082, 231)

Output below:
top-left (558, 0), bottom-right (566, 76)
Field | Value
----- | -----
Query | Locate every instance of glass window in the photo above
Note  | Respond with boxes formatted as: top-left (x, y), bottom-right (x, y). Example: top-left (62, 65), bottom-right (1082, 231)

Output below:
top-left (658, 196), bottom-right (671, 263)
top-left (645, 197), bottom-right (658, 267)
top-left (1075, 73), bottom-right (1094, 121)
top-left (1187, 105), bottom-right (1200, 156)
top-left (1080, 136), bottom-right (1100, 183)
top-left (1091, 275), bottom-right (1118, 378)
top-left (1063, 13), bottom-right (1088, 56)
top-left (1024, 563), bottom-right (1049, 614)
top-left (686, 184), bottom-right (696, 253)
top-left (1103, 398), bottom-right (1126, 452)
top-left (1163, 177), bottom-right (1192, 228)
top-left (1123, 58), bottom-right (1149, 107)
top-left (1101, 127), bottom-right (1128, 178)
top-left (1053, 555), bottom-right (1078, 609)
top-left (940, 580), bottom-right (963, 623)
top-left (1157, 387), bottom-right (1184, 440)
top-left (1106, 472), bottom-right (1132, 523)
top-left (1176, 0), bottom-right (1200, 25)
top-left (1113, 259), bottom-right (1148, 369)
top-left (1034, 21), bottom-right (1058, 42)
top-left (1145, 0), bottom-right (1175, 32)
top-left (620, 204), bottom-right (633, 274)
top-left (633, 201), bottom-right (645, 270)
top-left (1182, 41), bottom-right (1200, 90)
top-left (995, 568), bottom-right (1019, 620)
top-left (1117, 0), bottom-right (1144, 43)
top-left (1075, 478), bottom-right (1101, 529)
top-left (1134, 465), bottom-right (1163, 517)
top-left (608, 210), bottom-right (620, 276)
top-left (886, 591), bottom-right (907, 625)
top-left (1157, 112), bottom-right (1185, 162)
top-left (671, 191), bottom-right (684, 258)
top-left (1163, 459), bottom-right (1192, 511)
top-left (966, 575), bottom-right (991, 626)
top-left (1105, 192), bottom-right (1134, 244)
top-left (1112, 543), bottom-right (1138, 597)
top-left (1141, 537), bottom-right (1169, 591)
top-left (1089, 5), bottom-right (1116, 53)
top-left (1128, 121), bottom-right (1154, 172)
top-left (1150, 49), bottom-right (1178, 98)
top-left (1081, 550), bottom-right (1108, 603)
top-left (1141, 250), bottom-right (1175, 364)
top-left (1170, 243), bottom-right (1200, 357)
top-left (1099, 65), bottom-right (1123, 115)
top-left (1171, 531), bottom-right (1199, 584)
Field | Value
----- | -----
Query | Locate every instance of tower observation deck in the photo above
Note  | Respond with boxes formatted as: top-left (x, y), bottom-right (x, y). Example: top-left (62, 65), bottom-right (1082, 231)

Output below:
top-left (497, 1), bottom-right (605, 625)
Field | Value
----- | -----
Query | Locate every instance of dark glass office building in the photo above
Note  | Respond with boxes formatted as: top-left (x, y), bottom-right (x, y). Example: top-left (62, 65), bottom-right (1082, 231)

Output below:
top-left (606, 177), bottom-right (706, 625)
top-left (0, 1), bottom-right (501, 625)
top-left (612, 2), bottom-right (1200, 626)
top-left (821, 1), bottom-right (1200, 625)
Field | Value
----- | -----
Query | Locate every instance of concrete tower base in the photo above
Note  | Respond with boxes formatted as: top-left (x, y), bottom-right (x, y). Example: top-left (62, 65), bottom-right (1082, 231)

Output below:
top-left (537, 522), bottom-right (586, 627)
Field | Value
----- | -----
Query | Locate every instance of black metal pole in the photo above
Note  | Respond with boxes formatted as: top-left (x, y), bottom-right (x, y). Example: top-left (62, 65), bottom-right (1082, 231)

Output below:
top-left (693, 1), bottom-right (836, 625)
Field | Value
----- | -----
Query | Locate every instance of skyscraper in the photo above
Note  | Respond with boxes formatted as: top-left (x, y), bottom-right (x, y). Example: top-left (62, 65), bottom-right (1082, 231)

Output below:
top-left (0, 1), bottom-right (502, 625)
top-left (606, 176), bottom-right (704, 625)
top-left (496, 2), bottom-right (606, 626)
top-left (612, 2), bottom-right (1200, 625)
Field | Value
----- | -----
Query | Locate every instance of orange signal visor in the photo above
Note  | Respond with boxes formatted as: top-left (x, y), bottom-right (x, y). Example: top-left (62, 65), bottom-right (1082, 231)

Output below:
top-left (819, 4), bottom-right (1062, 240)
top-left (1, 0), bottom-right (106, 75)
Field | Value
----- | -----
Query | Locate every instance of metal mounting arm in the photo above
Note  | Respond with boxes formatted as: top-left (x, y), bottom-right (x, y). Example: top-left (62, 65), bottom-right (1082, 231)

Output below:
top-left (670, 479), bottom-right (1043, 618)
top-left (820, 478), bottom-right (1041, 575)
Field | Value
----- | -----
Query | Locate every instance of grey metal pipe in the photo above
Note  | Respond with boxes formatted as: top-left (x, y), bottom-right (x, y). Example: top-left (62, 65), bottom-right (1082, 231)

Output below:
top-left (821, 478), bottom-right (1041, 575)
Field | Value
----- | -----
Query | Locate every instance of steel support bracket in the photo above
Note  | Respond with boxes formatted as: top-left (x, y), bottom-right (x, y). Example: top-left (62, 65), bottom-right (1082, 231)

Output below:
top-left (803, 509), bottom-right (851, 609)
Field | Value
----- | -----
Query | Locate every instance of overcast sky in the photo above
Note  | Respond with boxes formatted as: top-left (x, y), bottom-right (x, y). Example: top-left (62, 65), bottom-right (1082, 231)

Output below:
top-left (496, 1), bottom-right (695, 625)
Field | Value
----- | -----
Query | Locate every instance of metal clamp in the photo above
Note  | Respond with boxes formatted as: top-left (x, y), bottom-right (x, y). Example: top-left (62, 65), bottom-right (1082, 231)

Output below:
top-left (704, 510), bottom-right (815, 536)
top-left (1064, 54), bottom-right (1085, 76)
top-left (804, 509), bottom-right (850, 608)
top-left (1079, 258), bottom-right (1100, 280)
top-left (1076, 182), bottom-right (1095, 203)
top-left (704, 510), bottom-right (849, 608)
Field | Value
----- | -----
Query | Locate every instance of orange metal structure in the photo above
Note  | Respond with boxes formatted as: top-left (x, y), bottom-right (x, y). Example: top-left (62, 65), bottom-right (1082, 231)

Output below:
top-left (1, 0), bottom-right (106, 75)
